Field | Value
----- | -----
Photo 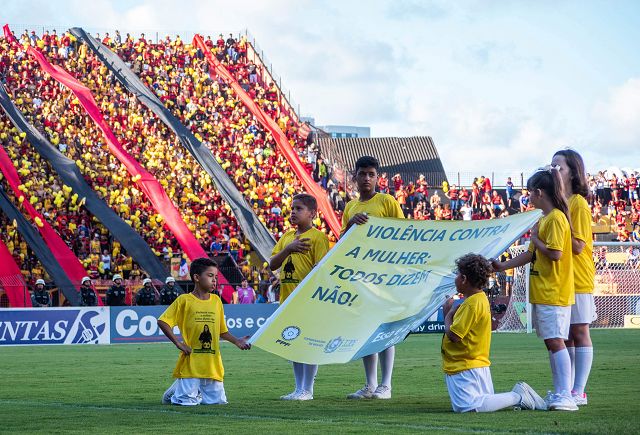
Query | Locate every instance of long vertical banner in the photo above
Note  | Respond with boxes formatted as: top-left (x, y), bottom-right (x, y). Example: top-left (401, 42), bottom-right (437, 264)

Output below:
top-left (2, 25), bottom-right (206, 264)
top-left (192, 34), bottom-right (342, 237)
top-left (70, 27), bottom-right (277, 263)
top-left (250, 211), bottom-right (541, 364)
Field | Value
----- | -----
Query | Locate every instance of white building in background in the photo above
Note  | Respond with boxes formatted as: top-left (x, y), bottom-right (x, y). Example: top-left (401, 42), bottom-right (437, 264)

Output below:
top-left (316, 125), bottom-right (371, 139)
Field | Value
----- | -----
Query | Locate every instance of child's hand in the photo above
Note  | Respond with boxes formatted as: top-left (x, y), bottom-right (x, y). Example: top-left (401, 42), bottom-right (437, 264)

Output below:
top-left (443, 298), bottom-right (454, 316)
top-left (236, 336), bottom-right (251, 350)
top-left (349, 213), bottom-right (369, 226)
top-left (287, 237), bottom-right (311, 254)
top-left (177, 342), bottom-right (192, 355)
top-left (530, 222), bottom-right (539, 241)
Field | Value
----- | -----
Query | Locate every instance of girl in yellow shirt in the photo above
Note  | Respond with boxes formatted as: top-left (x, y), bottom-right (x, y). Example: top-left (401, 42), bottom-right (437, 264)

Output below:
top-left (442, 254), bottom-right (545, 412)
top-left (492, 168), bottom-right (578, 411)
top-left (551, 149), bottom-right (596, 406)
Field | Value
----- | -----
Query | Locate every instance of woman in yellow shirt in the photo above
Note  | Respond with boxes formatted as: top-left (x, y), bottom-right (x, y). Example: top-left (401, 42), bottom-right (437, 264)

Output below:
top-left (551, 150), bottom-right (596, 406)
top-left (443, 254), bottom-right (545, 412)
top-left (493, 168), bottom-right (578, 411)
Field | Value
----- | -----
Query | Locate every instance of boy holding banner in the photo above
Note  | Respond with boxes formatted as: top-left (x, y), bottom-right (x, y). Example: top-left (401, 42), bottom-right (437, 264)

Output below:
top-left (443, 254), bottom-right (546, 412)
top-left (270, 193), bottom-right (330, 401)
top-left (342, 156), bottom-right (404, 400)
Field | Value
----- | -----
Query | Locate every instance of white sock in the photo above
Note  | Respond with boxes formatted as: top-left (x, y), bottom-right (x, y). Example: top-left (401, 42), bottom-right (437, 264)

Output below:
top-left (379, 346), bottom-right (395, 388)
top-left (476, 392), bottom-right (520, 412)
top-left (573, 347), bottom-right (593, 395)
top-left (363, 354), bottom-right (378, 388)
top-left (551, 349), bottom-right (572, 393)
top-left (566, 346), bottom-right (575, 389)
top-left (302, 363), bottom-right (318, 394)
top-left (292, 362), bottom-right (304, 392)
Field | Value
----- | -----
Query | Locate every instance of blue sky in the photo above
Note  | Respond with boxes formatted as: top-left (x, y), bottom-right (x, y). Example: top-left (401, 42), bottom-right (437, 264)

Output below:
top-left (3, 0), bottom-right (639, 175)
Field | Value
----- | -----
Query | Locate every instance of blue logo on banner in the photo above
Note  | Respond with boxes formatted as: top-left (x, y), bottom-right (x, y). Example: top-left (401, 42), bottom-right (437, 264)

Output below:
top-left (0, 308), bottom-right (109, 345)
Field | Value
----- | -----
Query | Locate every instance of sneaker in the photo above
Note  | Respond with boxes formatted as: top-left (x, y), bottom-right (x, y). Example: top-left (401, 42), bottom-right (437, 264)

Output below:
top-left (547, 391), bottom-right (579, 411)
top-left (280, 390), bottom-right (301, 400)
top-left (162, 380), bottom-right (178, 405)
top-left (347, 385), bottom-right (376, 399)
top-left (372, 384), bottom-right (392, 399)
top-left (293, 390), bottom-right (313, 401)
top-left (572, 391), bottom-right (588, 406)
top-left (512, 382), bottom-right (546, 410)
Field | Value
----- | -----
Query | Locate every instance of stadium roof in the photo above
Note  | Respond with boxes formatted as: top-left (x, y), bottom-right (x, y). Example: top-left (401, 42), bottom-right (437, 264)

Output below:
top-left (316, 136), bottom-right (447, 186)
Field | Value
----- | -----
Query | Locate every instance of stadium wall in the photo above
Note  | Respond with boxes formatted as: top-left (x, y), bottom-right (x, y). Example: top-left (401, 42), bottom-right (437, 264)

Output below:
top-left (0, 304), bottom-right (452, 346)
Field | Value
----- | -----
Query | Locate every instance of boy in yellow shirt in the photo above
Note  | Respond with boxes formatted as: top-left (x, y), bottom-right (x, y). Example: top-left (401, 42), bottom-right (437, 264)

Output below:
top-left (341, 156), bottom-right (404, 400)
top-left (443, 254), bottom-right (546, 412)
top-left (158, 257), bottom-right (251, 406)
top-left (270, 193), bottom-right (330, 400)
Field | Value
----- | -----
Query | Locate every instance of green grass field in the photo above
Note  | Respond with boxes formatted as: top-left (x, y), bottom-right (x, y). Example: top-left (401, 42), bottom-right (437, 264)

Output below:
top-left (1, 329), bottom-right (638, 434)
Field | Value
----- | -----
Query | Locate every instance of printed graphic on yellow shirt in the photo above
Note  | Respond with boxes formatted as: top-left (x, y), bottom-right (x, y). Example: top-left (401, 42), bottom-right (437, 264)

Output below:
top-left (196, 324), bottom-right (214, 353)
top-left (282, 257), bottom-right (297, 284)
top-left (251, 211), bottom-right (541, 365)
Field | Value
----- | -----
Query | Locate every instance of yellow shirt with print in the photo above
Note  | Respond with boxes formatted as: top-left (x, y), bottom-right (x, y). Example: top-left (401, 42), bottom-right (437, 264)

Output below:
top-left (569, 194), bottom-right (595, 294)
top-left (341, 193), bottom-right (404, 234)
top-left (528, 208), bottom-right (575, 306)
top-left (158, 293), bottom-right (228, 381)
top-left (441, 292), bottom-right (491, 375)
top-left (271, 227), bottom-right (329, 303)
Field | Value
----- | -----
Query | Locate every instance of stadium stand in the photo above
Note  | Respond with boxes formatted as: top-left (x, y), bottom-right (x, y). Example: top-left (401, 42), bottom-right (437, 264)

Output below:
top-left (0, 26), bottom-right (638, 307)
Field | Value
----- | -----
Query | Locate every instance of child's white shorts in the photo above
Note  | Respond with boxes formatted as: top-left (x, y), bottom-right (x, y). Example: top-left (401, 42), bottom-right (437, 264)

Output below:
top-left (164, 378), bottom-right (228, 406)
top-left (570, 293), bottom-right (597, 324)
top-left (532, 304), bottom-right (571, 339)
top-left (445, 366), bottom-right (494, 413)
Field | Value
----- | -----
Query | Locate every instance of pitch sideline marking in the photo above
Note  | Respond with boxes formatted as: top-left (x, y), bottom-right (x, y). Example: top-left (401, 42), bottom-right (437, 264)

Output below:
top-left (0, 399), bottom-right (534, 434)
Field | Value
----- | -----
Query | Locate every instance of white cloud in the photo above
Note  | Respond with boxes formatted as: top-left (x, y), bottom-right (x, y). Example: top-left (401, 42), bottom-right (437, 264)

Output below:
top-left (593, 77), bottom-right (640, 144)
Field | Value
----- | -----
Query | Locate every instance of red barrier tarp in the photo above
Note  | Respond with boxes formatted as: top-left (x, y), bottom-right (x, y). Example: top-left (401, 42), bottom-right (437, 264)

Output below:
top-left (0, 237), bottom-right (30, 307)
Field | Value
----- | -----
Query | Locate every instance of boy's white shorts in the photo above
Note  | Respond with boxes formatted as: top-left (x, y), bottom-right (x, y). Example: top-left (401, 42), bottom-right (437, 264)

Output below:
top-left (165, 378), bottom-right (228, 406)
top-left (570, 293), bottom-right (597, 325)
top-left (445, 366), bottom-right (494, 413)
top-left (532, 304), bottom-right (571, 339)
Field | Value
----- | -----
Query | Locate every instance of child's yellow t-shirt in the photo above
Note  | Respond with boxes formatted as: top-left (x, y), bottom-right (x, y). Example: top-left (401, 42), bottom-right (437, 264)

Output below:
top-left (569, 194), bottom-right (595, 294)
top-left (158, 293), bottom-right (228, 381)
top-left (341, 193), bottom-right (404, 234)
top-left (271, 227), bottom-right (329, 303)
top-left (528, 208), bottom-right (575, 306)
top-left (441, 292), bottom-right (491, 375)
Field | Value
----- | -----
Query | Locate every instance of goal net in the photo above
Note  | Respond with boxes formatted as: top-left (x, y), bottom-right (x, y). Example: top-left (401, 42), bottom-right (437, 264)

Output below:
top-left (496, 242), bottom-right (640, 332)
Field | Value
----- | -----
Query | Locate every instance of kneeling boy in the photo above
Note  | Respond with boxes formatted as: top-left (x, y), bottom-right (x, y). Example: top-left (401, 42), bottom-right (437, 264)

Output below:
top-left (158, 257), bottom-right (250, 405)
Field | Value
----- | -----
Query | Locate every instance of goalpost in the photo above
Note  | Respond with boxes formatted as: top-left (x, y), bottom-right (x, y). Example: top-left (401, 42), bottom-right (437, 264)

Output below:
top-left (496, 242), bottom-right (640, 333)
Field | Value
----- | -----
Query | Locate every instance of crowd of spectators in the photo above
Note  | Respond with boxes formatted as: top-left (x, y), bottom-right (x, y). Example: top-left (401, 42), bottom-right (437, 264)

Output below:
top-left (0, 29), bottom-right (341, 297)
top-left (0, 29), bottom-right (638, 306)
top-left (377, 170), bottom-right (640, 243)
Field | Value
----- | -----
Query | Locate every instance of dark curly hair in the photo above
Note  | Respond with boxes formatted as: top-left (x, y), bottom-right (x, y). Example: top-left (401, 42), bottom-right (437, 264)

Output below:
top-left (455, 254), bottom-right (492, 289)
